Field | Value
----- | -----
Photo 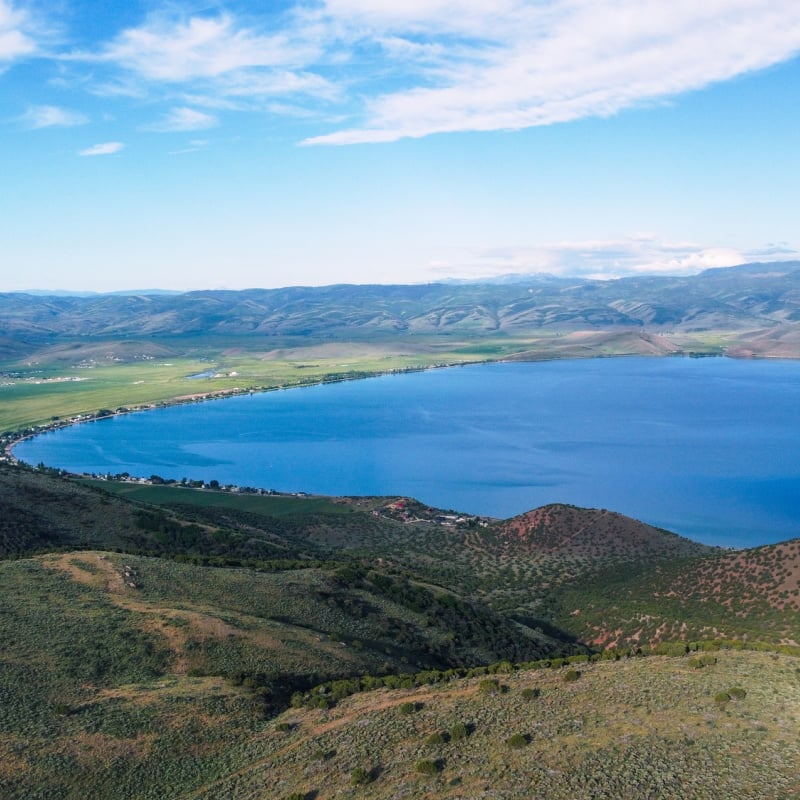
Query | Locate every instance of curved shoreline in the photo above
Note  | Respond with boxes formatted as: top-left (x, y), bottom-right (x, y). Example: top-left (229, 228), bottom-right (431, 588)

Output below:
top-left (7, 351), bottom-right (800, 548)
top-left (2, 357), bottom-right (490, 468)
top-left (5, 347), bottom-right (796, 476)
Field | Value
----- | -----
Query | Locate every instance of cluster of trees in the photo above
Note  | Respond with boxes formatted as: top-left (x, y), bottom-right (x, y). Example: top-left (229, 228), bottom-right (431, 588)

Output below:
top-left (331, 566), bottom-right (559, 666)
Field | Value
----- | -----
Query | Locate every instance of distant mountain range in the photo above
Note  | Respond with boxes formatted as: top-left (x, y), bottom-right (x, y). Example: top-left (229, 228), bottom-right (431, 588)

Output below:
top-left (2, 261), bottom-right (799, 344)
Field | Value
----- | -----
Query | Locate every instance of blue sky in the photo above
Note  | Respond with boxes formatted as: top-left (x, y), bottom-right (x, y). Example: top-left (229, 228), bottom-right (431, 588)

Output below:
top-left (2, 0), bottom-right (800, 292)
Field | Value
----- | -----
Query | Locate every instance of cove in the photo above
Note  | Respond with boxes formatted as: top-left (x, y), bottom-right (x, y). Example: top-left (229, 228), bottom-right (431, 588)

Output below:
top-left (14, 357), bottom-right (800, 548)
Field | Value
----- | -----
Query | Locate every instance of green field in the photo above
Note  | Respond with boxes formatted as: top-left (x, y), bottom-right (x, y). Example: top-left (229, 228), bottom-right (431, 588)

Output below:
top-left (83, 479), bottom-right (352, 517)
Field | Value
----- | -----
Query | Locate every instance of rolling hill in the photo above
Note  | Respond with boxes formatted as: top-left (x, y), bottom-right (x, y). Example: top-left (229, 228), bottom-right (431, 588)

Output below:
top-left (2, 261), bottom-right (800, 358)
top-left (1, 461), bottom-right (799, 798)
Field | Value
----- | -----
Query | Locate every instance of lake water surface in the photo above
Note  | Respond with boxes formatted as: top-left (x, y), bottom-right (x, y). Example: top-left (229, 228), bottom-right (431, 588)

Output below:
top-left (14, 357), bottom-right (800, 548)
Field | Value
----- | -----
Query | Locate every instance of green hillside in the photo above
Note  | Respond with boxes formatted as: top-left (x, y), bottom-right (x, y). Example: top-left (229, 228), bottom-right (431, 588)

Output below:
top-left (1, 461), bottom-right (799, 798)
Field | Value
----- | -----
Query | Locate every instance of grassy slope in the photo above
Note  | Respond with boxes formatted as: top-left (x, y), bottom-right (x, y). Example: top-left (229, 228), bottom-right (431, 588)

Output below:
top-left (2, 457), bottom-right (799, 800)
top-left (226, 649), bottom-right (800, 800)
top-left (3, 631), bottom-right (796, 800)
top-left (0, 546), bottom-right (561, 800)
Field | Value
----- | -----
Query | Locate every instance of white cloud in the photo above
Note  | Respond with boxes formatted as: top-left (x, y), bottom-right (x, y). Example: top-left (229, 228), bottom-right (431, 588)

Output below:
top-left (46, 2), bottom-right (800, 143)
top-left (23, 104), bottom-right (87, 128)
top-left (170, 138), bottom-right (211, 155)
top-left (79, 141), bottom-right (125, 156)
top-left (303, 0), bottom-right (800, 144)
top-left (147, 106), bottom-right (217, 132)
top-left (424, 236), bottom-right (750, 281)
top-left (94, 13), bottom-right (315, 82)
top-left (0, 0), bottom-right (37, 67)
top-left (66, 10), bottom-right (335, 119)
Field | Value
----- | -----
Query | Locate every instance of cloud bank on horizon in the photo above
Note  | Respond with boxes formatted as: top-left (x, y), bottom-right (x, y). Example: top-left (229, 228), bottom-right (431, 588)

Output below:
top-left (2, 0), bottom-right (800, 289)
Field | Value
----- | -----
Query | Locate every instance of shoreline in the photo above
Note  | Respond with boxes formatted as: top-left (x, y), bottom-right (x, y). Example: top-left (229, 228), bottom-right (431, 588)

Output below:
top-left (5, 347), bottom-right (794, 468)
top-left (6, 351), bottom-right (800, 551)
top-left (2, 356), bottom-right (492, 467)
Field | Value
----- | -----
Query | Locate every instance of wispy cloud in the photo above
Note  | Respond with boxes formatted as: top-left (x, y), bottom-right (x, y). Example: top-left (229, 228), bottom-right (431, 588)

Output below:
top-left (22, 104), bottom-right (87, 128)
top-left (0, 0), bottom-right (37, 67)
top-left (170, 138), bottom-right (211, 155)
top-left (79, 141), bottom-right (125, 156)
top-left (146, 106), bottom-right (217, 132)
top-left (64, 9), bottom-right (336, 118)
top-left (28, 2), bottom-right (800, 145)
top-left (303, 0), bottom-right (800, 144)
top-left (89, 13), bottom-right (316, 82)
top-left (425, 236), bottom-right (751, 281)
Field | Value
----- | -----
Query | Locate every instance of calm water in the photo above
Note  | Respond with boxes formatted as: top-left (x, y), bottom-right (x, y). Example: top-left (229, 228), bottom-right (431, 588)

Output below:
top-left (14, 357), bottom-right (800, 548)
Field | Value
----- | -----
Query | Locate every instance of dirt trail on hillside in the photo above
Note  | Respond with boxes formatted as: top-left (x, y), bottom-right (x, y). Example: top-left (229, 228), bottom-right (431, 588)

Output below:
top-left (41, 552), bottom-right (253, 674)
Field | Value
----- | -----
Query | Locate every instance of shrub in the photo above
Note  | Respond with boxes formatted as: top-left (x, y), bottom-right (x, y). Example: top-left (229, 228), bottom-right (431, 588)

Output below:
top-left (478, 678), bottom-right (502, 694)
top-left (350, 767), bottom-right (373, 786)
top-left (520, 687), bottom-right (541, 700)
top-left (425, 731), bottom-right (448, 745)
top-left (656, 642), bottom-right (690, 657)
top-left (449, 722), bottom-right (469, 741)
top-left (688, 653), bottom-right (718, 669)
top-left (714, 691), bottom-right (731, 705)
top-left (601, 649), bottom-right (621, 661)
top-left (399, 701), bottom-right (418, 715)
top-left (308, 695), bottom-right (335, 710)
top-left (729, 686), bottom-right (747, 700)
top-left (563, 669), bottom-right (581, 682)
top-left (506, 733), bottom-right (529, 748)
top-left (415, 759), bottom-right (443, 775)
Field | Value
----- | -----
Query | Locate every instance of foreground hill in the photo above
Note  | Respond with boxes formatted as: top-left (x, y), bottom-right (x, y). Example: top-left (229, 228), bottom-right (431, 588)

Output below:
top-left (3, 464), bottom-right (797, 652)
top-left (2, 639), bottom-right (796, 800)
top-left (210, 649), bottom-right (800, 800)
top-left (2, 464), bottom-right (800, 797)
top-left (558, 538), bottom-right (800, 649)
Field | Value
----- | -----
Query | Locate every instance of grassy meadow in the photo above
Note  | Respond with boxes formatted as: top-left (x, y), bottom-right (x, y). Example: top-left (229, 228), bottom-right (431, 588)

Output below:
top-left (1, 334), bottom-right (522, 432)
top-left (82, 480), bottom-right (351, 517)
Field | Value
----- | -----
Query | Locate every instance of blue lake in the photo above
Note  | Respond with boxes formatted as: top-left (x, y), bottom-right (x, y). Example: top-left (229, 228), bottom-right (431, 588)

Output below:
top-left (14, 357), bottom-right (800, 548)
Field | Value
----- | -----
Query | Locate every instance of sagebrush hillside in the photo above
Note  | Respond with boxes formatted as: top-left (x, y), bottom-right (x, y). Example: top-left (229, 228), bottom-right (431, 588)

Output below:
top-left (2, 464), bottom-right (800, 798)
top-left (2, 624), bottom-right (796, 800)
top-left (3, 464), bottom-right (798, 651)
top-left (556, 538), bottom-right (800, 649)
top-left (217, 649), bottom-right (800, 800)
